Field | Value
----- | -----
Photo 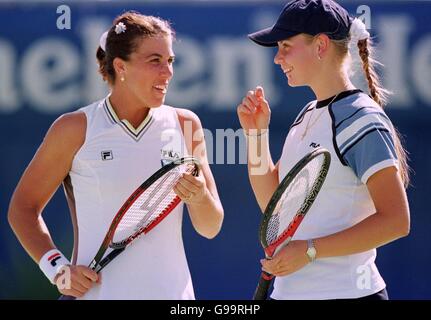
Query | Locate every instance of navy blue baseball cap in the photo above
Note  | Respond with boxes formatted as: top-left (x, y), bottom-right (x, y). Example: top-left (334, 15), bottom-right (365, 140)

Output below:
top-left (249, 0), bottom-right (353, 47)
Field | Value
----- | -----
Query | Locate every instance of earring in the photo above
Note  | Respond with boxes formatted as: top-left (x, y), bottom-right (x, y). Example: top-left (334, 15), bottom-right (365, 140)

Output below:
top-left (317, 55), bottom-right (322, 60)
top-left (120, 75), bottom-right (125, 82)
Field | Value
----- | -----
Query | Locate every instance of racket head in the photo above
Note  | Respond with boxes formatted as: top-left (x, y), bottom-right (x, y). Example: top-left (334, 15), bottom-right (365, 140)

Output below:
top-left (62, 157), bottom-right (199, 299)
top-left (109, 156), bottom-right (199, 248)
top-left (259, 148), bottom-right (331, 257)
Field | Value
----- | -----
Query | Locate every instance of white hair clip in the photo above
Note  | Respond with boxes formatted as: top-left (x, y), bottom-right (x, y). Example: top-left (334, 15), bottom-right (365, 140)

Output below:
top-left (99, 31), bottom-right (108, 51)
top-left (349, 18), bottom-right (370, 42)
top-left (115, 22), bottom-right (127, 34)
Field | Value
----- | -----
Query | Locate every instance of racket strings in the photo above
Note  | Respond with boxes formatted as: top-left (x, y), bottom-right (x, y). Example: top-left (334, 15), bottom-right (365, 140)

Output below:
top-left (112, 163), bottom-right (193, 243)
top-left (266, 155), bottom-right (325, 245)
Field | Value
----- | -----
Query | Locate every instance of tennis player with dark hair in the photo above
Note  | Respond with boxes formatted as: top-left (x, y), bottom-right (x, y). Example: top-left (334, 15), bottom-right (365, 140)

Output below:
top-left (8, 11), bottom-right (223, 299)
top-left (238, 0), bottom-right (410, 300)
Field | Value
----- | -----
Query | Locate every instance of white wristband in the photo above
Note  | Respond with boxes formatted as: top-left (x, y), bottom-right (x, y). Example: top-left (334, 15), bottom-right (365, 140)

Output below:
top-left (38, 249), bottom-right (70, 284)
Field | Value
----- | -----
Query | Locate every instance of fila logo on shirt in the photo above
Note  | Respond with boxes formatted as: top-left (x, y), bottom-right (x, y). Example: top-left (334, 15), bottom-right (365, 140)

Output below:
top-left (160, 149), bottom-right (180, 166)
top-left (101, 150), bottom-right (114, 161)
top-left (48, 253), bottom-right (62, 267)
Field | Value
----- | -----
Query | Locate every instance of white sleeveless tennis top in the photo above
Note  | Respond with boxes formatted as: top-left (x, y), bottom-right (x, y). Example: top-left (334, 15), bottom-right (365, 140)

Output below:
top-left (63, 97), bottom-right (194, 300)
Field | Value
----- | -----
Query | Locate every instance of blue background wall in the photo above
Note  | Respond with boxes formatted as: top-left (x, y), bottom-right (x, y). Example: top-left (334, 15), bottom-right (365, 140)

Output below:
top-left (0, 0), bottom-right (430, 299)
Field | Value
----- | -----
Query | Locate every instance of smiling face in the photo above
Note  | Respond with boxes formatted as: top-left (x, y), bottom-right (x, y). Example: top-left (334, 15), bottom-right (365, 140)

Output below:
top-left (274, 34), bottom-right (319, 87)
top-left (116, 35), bottom-right (175, 108)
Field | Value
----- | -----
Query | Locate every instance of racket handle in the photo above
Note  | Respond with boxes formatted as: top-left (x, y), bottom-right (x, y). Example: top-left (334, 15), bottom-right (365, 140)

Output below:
top-left (253, 271), bottom-right (274, 300)
top-left (57, 249), bottom-right (125, 301)
top-left (96, 247), bottom-right (125, 273)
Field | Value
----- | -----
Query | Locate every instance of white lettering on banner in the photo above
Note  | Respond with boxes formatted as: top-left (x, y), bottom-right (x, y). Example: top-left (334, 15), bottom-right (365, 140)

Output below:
top-left (80, 19), bottom-right (110, 103)
top-left (252, 9), bottom-right (278, 30)
top-left (209, 38), bottom-right (278, 109)
top-left (167, 37), bottom-right (207, 107)
top-left (21, 39), bottom-right (80, 113)
top-left (0, 13), bottom-right (430, 114)
top-left (377, 16), bottom-right (414, 108)
top-left (412, 36), bottom-right (431, 103)
top-left (0, 40), bottom-right (20, 113)
top-left (168, 37), bottom-right (277, 110)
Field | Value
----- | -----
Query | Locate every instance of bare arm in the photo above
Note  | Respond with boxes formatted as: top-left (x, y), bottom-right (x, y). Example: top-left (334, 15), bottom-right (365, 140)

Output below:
top-left (246, 133), bottom-right (280, 212)
top-left (314, 166), bottom-right (410, 258)
top-left (262, 166), bottom-right (410, 276)
top-left (8, 112), bottom-right (98, 297)
top-left (176, 108), bottom-right (224, 239)
top-left (8, 112), bottom-right (86, 262)
top-left (237, 86), bottom-right (279, 211)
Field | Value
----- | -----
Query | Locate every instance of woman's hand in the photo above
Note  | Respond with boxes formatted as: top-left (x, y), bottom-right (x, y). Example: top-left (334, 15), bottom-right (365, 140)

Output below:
top-left (174, 170), bottom-right (208, 204)
top-left (55, 265), bottom-right (99, 298)
top-left (237, 86), bottom-right (271, 134)
top-left (260, 240), bottom-right (310, 277)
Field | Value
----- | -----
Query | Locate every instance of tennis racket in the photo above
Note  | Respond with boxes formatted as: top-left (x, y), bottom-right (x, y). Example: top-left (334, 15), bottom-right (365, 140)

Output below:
top-left (253, 147), bottom-right (331, 300)
top-left (60, 156), bottom-right (199, 299)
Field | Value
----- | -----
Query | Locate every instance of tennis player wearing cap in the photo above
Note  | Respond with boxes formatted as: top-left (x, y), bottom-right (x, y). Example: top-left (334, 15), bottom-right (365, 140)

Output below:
top-left (237, 0), bottom-right (410, 300)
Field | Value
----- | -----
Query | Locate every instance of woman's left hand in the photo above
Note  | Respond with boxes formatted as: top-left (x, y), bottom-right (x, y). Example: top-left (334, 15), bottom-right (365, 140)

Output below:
top-left (260, 240), bottom-right (310, 277)
top-left (174, 171), bottom-right (208, 205)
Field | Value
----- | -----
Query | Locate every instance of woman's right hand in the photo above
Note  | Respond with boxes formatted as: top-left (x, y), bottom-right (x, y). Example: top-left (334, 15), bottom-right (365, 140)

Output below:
top-left (237, 86), bottom-right (271, 134)
top-left (55, 265), bottom-right (99, 298)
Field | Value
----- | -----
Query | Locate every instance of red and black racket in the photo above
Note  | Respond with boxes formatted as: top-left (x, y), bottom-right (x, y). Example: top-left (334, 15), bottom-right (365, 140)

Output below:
top-left (253, 148), bottom-right (331, 300)
top-left (60, 156), bottom-right (199, 299)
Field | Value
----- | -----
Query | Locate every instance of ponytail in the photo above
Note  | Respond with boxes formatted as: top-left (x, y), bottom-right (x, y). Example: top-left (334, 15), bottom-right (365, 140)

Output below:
top-left (357, 38), bottom-right (410, 187)
top-left (96, 46), bottom-right (109, 82)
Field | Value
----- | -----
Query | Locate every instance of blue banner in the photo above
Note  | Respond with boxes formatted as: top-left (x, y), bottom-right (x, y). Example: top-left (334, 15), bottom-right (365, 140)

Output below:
top-left (0, 1), bottom-right (430, 299)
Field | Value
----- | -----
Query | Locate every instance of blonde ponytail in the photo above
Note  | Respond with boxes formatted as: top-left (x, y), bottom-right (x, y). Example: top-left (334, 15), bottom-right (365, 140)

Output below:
top-left (357, 38), bottom-right (410, 187)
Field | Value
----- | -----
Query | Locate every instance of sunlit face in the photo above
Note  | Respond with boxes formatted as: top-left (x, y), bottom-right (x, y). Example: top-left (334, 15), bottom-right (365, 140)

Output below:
top-left (122, 34), bottom-right (175, 108)
top-left (274, 34), bottom-right (318, 87)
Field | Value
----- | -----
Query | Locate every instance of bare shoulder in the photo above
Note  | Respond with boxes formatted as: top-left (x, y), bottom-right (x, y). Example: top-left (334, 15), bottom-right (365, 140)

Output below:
top-left (175, 107), bottom-right (202, 128)
top-left (50, 110), bottom-right (86, 132)
top-left (44, 111), bottom-right (86, 154)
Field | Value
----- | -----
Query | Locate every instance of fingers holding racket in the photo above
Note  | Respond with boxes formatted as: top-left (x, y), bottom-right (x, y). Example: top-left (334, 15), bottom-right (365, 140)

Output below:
top-left (57, 265), bottom-right (98, 299)
top-left (173, 165), bottom-right (205, 204)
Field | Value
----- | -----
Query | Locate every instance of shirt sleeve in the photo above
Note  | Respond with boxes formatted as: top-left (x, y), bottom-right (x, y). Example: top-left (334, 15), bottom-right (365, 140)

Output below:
top-left (334, 108), bottom-right (399, 184)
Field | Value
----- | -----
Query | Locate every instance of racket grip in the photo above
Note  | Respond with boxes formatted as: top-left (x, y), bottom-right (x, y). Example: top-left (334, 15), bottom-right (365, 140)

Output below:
top-left (253, 271), bottom-right (274, 300)
top-left (96, 247), bottom-right (125, 273)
